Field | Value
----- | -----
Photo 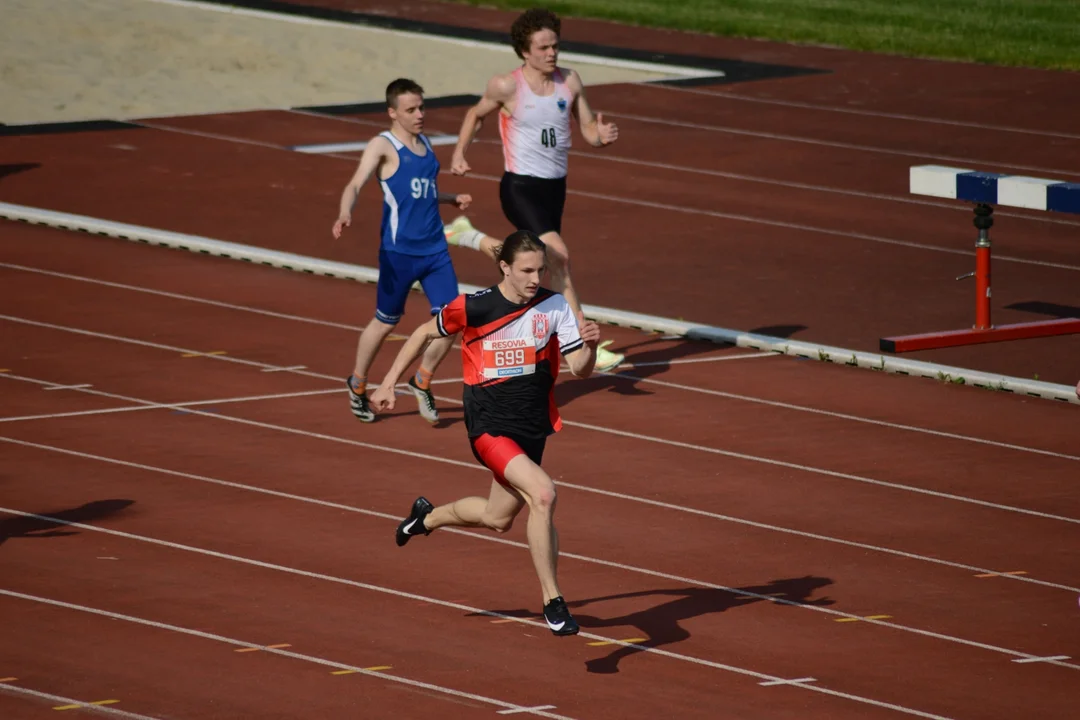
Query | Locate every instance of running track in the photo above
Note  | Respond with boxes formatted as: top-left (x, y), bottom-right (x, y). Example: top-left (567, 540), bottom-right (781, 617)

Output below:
top-left (2, 1), bottom-right (1080, 718)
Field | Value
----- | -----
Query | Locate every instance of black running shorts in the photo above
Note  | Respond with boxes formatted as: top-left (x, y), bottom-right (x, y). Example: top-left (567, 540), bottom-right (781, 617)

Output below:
top-left (499, 172), bottom-right (567, 236)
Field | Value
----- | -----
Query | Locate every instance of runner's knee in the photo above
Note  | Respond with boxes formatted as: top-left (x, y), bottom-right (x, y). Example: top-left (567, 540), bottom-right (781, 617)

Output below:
top-left (371, 312), bottom-right (400, 329)
top-left (541, 234), bottom-right (570, 262)
top-left (528, 483), bottom-right (557, 513)
top-left (549, 253), bottom-right (570, 277)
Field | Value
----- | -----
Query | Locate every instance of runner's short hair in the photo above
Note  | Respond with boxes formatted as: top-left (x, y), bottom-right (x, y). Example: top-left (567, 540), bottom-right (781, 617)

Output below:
top-left (386, 78), bottom-right (424, 108)
top-left (510, 8), bottom-right (561, 59)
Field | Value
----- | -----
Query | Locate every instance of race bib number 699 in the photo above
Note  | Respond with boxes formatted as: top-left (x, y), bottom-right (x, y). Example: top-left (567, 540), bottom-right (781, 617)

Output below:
top-left (482, 338), bottom-right (536, 379)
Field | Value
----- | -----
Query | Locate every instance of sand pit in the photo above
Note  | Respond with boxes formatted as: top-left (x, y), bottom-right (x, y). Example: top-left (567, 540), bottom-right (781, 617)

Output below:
top-left (0, 0), bottom-right (686, 125)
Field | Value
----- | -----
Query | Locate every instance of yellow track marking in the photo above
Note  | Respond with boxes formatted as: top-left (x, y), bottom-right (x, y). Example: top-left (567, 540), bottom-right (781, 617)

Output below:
top-left (54, 700), bottom-right (119, 710)
top-left (587, 637), bottom-right (647, 647)
top-left (975, 570), bottom-right (1027, 578)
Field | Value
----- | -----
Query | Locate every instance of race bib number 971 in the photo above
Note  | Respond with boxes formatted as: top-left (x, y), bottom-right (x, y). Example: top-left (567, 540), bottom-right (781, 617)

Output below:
top-left (482, 338), bottom-right (536, 379)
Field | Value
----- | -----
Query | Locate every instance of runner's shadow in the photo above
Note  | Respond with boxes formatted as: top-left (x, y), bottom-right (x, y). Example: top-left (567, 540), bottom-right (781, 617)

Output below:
top-left (0, 499), bottom-right (135, 548)
top-left (432, 415), bottom-right (463, 430)
top-left (0, 162), bottom-right (41, 182)
top-left (570, 575), bottom-right (833, 674)
top-left (468, 575), bottom-right (833, 674)
top-left (1004, 301), bottom-right (1080, 319)
top-left (555, 324), bottom-right (807, 407)
top-left (380, 404), bottom-right (463, 429)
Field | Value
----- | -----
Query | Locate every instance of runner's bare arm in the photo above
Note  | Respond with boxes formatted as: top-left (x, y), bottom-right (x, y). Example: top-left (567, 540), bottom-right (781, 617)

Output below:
top-left (437, 191), bottom-right (472, 210)
top-left (451, 73), bottom-right (517, 175)
top-left (565, 312), bottom-right (600, 377)
top-left (332, 137), bottom-right (390, 238)
top-left (370, 317), bottom-right (442, 411)
top-left (567, 70), bottom-right (618, 148)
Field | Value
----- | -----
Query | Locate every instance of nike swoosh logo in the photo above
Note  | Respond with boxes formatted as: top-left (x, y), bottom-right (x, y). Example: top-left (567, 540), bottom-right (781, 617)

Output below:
top-left (402, 519), bottom-right (418, 534)
top-left (546, 619), bottom-right (565, 631)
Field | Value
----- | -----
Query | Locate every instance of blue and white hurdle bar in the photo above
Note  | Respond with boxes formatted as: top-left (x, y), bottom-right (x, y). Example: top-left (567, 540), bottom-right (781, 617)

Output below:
top-left (879, 165), bottom-right (1080, 354)
top-left (1, 201), bottom-right (1077, 404)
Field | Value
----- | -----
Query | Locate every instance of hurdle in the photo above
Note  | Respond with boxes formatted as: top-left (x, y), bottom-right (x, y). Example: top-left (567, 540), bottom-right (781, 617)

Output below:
top-left (880, 165), bottom-right (1080, 353)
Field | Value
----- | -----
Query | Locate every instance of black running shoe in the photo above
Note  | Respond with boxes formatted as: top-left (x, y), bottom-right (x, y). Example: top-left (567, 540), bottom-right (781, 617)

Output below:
top-left (407, 376), bottom-right (439, 424)
top-left (346, 376), bottom-right (375, 422)
top-left (395, 497), bottom-right (434, 547)
top-left (542, 596), bottom-right (580, 636)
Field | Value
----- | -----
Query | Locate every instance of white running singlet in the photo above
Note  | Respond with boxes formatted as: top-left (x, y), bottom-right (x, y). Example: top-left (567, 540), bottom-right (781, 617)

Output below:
top-left (499, 67), bottom-right (573, 180)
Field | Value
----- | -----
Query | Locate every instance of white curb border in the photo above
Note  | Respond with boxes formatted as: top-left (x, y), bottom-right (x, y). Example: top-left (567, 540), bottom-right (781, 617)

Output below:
top-left (2, 202), bottom-right (1076, 405)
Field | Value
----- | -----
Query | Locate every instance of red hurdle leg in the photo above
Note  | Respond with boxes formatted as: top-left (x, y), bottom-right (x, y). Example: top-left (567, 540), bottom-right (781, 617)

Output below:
top-left (880, 203), bottom-right (1080, 353)
top-left (973, 203), bottom-right (992, 331)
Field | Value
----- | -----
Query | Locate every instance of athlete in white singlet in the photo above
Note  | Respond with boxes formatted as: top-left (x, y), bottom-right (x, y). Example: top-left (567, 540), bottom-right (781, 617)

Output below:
top-left (446, 7), bottom-right (625, 373)
top-left (499, 65), bottom-right (573, 180)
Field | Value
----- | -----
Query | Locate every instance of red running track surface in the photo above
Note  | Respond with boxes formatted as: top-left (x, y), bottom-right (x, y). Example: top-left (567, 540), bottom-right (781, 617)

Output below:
top-left (2, 4), bottom-right (1080, 718)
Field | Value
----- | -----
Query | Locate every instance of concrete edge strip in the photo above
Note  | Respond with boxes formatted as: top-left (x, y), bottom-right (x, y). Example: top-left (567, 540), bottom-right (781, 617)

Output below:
top-left (1, 201), bottom-right (1075, 405)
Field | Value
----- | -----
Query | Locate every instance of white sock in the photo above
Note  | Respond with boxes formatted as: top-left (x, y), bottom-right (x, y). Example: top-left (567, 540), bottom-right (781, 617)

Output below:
top-left (455, 229), bottom-right (484, 251)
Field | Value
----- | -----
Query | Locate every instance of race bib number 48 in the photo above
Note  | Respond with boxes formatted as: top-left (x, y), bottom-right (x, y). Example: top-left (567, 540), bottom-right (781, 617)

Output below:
top-left (482, 338), bottom-right (536, 379)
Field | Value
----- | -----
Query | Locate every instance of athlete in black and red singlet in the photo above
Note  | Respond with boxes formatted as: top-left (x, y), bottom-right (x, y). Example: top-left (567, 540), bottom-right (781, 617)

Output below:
top-left (370, 230), bottom-right (599, 636)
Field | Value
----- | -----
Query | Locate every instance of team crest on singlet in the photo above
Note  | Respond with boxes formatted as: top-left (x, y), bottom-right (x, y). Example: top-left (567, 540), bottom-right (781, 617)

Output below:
top-left (557, 98), bottom-right (567, 113)
top-left (532, 314), bottom-right (549, 341)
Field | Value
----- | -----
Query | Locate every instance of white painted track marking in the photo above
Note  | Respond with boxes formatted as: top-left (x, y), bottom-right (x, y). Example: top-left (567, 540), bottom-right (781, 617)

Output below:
top-left (0, 589), bottom-right (578, 720)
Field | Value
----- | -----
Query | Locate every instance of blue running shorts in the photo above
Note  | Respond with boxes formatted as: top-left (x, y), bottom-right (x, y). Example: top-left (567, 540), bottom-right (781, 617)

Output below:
top-left (375, 247), bottom-right (459, 325)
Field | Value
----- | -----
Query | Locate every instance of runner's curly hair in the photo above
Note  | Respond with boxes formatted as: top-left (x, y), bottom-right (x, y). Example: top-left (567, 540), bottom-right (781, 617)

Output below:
top-left (510, 8), bottom-right (561, 59)
top-left (496, 230), bottom-right (547, 273)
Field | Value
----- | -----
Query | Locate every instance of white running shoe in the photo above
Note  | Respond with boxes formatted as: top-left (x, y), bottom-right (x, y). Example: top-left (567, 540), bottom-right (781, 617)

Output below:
top-left (595, 340), bottom-right (625, 373)
top-left (443, 215), bottom-right (476, 246)
top-left (408, 377), bottom-right (440, 424)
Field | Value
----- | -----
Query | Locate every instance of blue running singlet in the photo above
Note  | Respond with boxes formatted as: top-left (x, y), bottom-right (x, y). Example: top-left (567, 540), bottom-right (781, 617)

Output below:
top-left (378, 131), bottom-right (445, 256)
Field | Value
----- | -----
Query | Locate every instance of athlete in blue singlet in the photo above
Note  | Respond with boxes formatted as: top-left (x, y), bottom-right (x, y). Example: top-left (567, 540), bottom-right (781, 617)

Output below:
top-left (332, 78), bottom-right (473, 425)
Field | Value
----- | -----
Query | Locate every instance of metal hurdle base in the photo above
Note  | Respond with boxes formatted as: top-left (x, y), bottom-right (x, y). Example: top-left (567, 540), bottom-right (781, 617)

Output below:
top-left (880, 203), bottom-right (1080, 353)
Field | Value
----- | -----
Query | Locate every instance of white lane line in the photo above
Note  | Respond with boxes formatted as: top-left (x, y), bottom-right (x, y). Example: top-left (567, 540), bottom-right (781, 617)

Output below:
top-left (4, 346), bottom-right (1077, 530)
top-left (0, 262), bottom-right (365, 331)
top-left (621, 352), bottom-right (777, 368)
top-left (543, 176), bottom-right (1080, 272)
top-left (4, 260), bottom-right (1076, 464)
top-left (0, 314), bottom-right (354, 386)
top-left (260, 365), bottom-right (307, 372)
top-left (497, 707), bottom-right (558, 715)
top-left (0, 388), bottom-right (343, 423)
top-left (3, 435), bottom-right (1077, 669)
top-left (43, 383), bottom-right (92, 391)
top-left (559, 416), bottom-right (1080, 526)
top-left (0, 682), bottom-right (160, 719)
top-left (0, 589), bottom-right (577, 720)
top-left (1011, 655), bottom-right (1071, 664)
top-left (294, 111), bottom-right (1080, 228)
top-left (75, 117), bottom-right (1078, 269)
top-left (564, 149), bottom-right (1080, 228)
top-left (760, 677), bottom-right (817, 687)
top-left (292, 135), bottom-right (459, 154)
top-left (612, 111), bottom-right (1080, 180)
top-left (649, 85), bottom-right (1080, 142)
top-left (288, 108), bottom-right (385, 126)
top-left (592, 370), bottom-right (1080, 464)
top-left (0, 520), bottom-right (956, 719)
top-left (136, 120), bottom-right (289, 151)
top-left (3, 312), bottom-right (1078, 527)
top-left (0, 262), bottom-right (461, 348)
